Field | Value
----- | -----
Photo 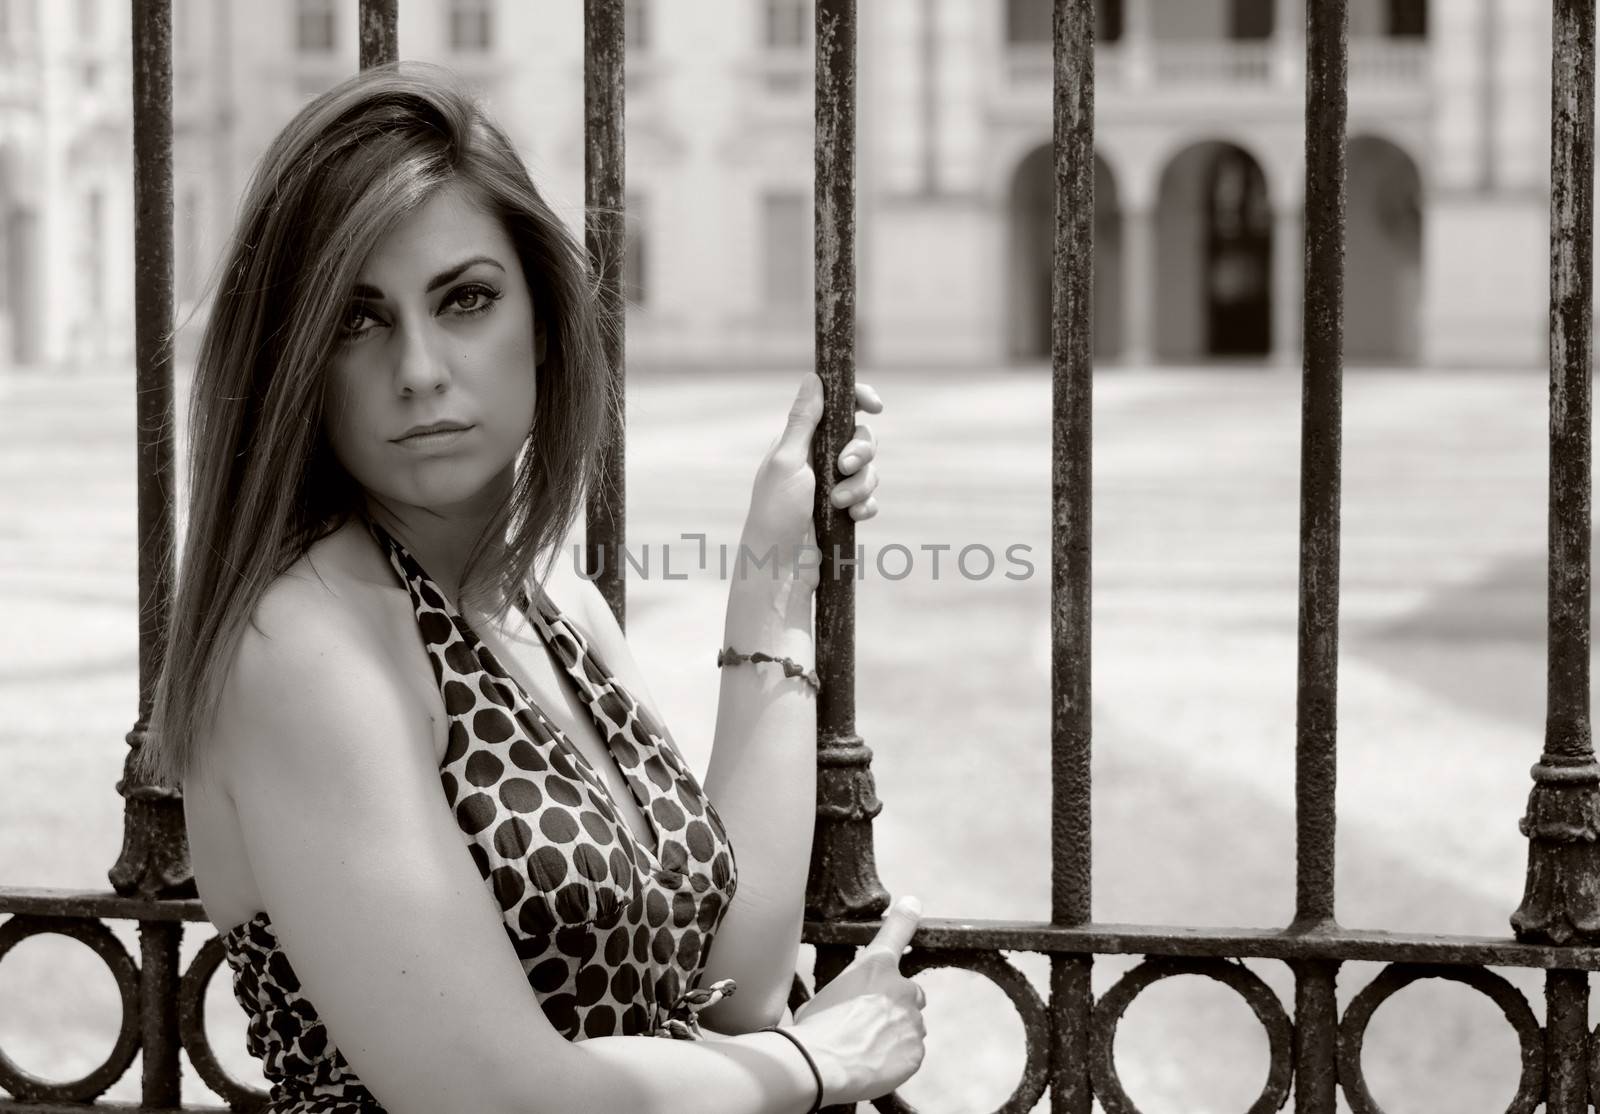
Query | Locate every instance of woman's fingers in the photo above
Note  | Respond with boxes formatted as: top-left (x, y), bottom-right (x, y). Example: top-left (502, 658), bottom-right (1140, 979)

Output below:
top-left (830, 469), bottom-right (879, 507)
top-left (848, 495), bottom-right (879, 521)
top-left (838, 423), bottom-right (878, 474)
top-left (855, 381), bottom-right (884, 415)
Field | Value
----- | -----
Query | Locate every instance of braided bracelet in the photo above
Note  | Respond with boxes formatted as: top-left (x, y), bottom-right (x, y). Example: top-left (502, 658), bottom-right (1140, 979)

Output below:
top-left (717, 647), bottom-right (820, 692)
top-left (759, 1025), bottom-right (824, 1114)
top-left (716, 646), bottom-right (821, 693)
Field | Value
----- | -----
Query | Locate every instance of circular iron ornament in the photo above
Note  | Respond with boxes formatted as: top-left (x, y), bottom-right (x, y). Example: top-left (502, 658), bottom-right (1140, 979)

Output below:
top-left (873, 948), bottom-right (1051, 1114)
top-left (1336, 963), bottom-right (1542, 1114)
top-left (1090, 957), bottom-right (1294, 1114)
top-left (0, 914), bottom-right (141, 1102)
top-left (179, 935), bottom-right (270, 1110)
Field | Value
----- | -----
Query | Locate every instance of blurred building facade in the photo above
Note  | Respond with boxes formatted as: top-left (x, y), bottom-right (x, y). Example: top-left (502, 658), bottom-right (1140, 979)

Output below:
top-left (0, 0), bottom-right (1556, 372)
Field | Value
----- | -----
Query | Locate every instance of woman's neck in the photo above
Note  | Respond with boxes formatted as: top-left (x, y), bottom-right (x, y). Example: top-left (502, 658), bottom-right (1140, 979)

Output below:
top-left (363, 491), bottom-right (512, 610)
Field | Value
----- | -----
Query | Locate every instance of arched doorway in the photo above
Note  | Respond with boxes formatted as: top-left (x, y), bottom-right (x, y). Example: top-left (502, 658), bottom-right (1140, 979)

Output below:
top-left (1347, 135), bottom-right (1422, 364)
top-left (1155, 141), bottom-right (1273, 360)
top-left (0, 147), bottom-right (39, 368)
top-left (1007, 143), bottom-right (1122, 364)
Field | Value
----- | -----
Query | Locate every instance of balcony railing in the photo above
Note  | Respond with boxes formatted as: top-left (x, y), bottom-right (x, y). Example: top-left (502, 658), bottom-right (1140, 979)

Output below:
top-left (1148, 39), bottom-right (1278, 85)
top-left (1004, 36), bottom-right (1430, 92)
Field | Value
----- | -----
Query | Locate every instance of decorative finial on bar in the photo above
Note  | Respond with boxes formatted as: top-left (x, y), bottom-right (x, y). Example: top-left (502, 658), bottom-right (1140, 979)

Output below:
top-left (806, 732), bottom-right (889, 921)
top-left (109, 720), bottom-right (195, 899)
top-left (1512, 754), bottom-right (1600, 943)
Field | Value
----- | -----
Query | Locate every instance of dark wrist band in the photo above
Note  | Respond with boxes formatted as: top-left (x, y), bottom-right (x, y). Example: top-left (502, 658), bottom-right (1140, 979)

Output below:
top-left (759, 1024), bottom-right (824, 1113)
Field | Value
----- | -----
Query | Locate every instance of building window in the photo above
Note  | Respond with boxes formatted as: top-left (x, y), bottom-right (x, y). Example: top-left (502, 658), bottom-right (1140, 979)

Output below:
top-left (761, 191), bottom-right (809, 311)
top-left (296, 0), bottom-right (336, 53)
top-left (624, 0), bottom-right (648, 51)
top-left (763, 0), bottom-right (809, 49)
top-left (449, 0), bottom-right (493, 52)
top-left (1007, 0), bottom-right (1122, 43)
top-left (1229, 0), bottom-right (1273, 40)
top-left (1006, 0), bottom-right (1048, 44)
top-left (1389, 0), bottom-right (1426, 36)
top-left (623, 193), bottom-right (646, 308)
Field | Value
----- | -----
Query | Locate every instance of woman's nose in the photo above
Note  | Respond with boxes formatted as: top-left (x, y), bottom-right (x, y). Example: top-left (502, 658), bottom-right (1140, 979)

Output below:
top-left (394, 319), bottom-right (449, 396)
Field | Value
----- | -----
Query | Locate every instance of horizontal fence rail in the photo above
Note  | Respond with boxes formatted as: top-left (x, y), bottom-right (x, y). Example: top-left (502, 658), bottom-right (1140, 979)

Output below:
top-left (5, 0), bottom-right (1600, 1111)
top-left (12, 891), bottom-right (1600, 1113)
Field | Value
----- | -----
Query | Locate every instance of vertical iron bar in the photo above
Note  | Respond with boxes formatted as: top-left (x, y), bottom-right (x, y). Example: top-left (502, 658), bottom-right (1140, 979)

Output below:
top-left (110, 0), bottom-right (192, 900)
top-left (1291, 959), bottom-right (1339, 1114)
top-left (359, 0), bottom-right (398, 70)
top-left (814, 944), bottom-right (859, 1114)
top-left (1513, 0), bottom-right (1600, 946)
top-left (1292, 0), bottom-right (1345, 1107)
top-left (807, 0), bottom-right (888, 928)
top-left (139, 921), bottom-right (182, 1107)
top-left (1546, 969), bottom-right (1590, 1112)
top-left (584, 0), bottom-right (626, 625)
top-left (1295, 0), bottom-right (1344, 935)
top-left (1049, 0), bottom-right (1094, 1110)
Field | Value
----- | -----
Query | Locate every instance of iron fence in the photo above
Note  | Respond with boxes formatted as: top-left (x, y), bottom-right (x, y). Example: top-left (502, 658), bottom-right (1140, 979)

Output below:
top-left (3, 0), bottom-right (1600, 1111)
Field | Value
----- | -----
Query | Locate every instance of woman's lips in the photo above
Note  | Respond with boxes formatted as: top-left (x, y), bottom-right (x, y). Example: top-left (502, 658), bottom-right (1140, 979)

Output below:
top-left (393, 425), bottom-right (474, 451)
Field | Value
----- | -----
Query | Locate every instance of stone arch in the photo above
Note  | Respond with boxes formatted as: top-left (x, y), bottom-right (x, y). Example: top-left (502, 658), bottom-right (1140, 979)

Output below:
top-left (1347, 134), bottom-right (1423, 364)
top-left (1007, 143), bottom-right (1123, 364)
top-left (1154, 140), bottom-right (1274, 361)
top-left (0, 145), bottom-right (39, 367)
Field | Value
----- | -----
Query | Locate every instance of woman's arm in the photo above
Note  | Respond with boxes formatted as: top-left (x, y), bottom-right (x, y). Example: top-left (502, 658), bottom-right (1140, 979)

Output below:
top-left (212, 579), bottom-right (831, 1114)
top-left (560, 546), bottom-right (814, 1034)
top-left (567, 375), bottom-right (882, 1034)
top-left (695, 537), bottom-right (816, 1031)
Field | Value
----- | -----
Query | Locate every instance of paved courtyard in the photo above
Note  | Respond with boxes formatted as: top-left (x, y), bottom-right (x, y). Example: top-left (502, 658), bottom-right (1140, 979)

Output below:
top-left (0, 362), bottom-right (1580, 1111)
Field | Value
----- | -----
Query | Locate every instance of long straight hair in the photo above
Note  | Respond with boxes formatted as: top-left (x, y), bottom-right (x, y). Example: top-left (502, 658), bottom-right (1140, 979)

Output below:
top-left (141, 63), bottom-right (620, 787)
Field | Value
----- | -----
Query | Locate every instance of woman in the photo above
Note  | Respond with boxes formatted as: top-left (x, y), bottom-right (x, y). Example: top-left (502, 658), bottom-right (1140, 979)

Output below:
top-left (144, 63), bottom-right (925, 1113)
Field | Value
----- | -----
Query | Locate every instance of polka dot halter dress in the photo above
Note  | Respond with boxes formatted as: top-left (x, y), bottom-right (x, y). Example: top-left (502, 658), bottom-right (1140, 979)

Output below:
top-left (216, 522), bottom-right (740, 1113)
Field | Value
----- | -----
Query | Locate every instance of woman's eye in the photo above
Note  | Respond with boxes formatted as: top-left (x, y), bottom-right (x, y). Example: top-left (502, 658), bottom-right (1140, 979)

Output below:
top-left (449, 284), bottom-right (500, 316)
top-left (341, 303), bottom-right (380, 337)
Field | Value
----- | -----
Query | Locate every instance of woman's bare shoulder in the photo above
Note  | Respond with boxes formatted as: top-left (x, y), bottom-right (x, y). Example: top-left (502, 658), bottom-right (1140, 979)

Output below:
top-left (210, 533), bottom-right (421, 779)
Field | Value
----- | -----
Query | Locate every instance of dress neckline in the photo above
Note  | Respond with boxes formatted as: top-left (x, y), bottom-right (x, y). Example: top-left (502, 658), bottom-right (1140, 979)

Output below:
top-left (365, 518), bottom-right (674, 875)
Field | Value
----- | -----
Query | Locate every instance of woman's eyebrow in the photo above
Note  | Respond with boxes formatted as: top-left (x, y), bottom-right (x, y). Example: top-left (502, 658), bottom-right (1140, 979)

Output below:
top-left (351, 256), bottom-right (507, 300)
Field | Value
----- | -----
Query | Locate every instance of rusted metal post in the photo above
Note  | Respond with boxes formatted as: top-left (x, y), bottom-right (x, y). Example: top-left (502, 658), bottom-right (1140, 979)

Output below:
top-left (110, 0), bottom-right (193, 901)
top-left (1513, 0), bottom-right (1600, 946)
top-left (359, 0), bottom-right (398, 70)
top-left (1291, 0), bottom-right (1346, 1107)
top-left (1294, 0), bottom-right (1343, 940)
top-left (584, 0), bottom-right (627, 624)
top-left (1049, 0), bottom-right (1094, 1110)
top-left (139, 920), bottom-right (183, 1107)
top-left (806, 0), bottom-right (889, 932)
top-left (1545, 968), bottom-right (1589, 1112)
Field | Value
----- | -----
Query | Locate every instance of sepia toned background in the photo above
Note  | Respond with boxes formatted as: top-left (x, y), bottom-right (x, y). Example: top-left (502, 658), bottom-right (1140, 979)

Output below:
top-left (0, 1), bottom-right (1588, 1111)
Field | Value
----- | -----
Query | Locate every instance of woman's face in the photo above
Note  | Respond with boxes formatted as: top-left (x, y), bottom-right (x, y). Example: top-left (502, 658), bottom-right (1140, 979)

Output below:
top-left (324, 181), bottom-right (544, 518)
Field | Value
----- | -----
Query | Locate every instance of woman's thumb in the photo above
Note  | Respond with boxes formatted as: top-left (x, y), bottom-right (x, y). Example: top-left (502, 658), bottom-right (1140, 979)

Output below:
top-left (773, 372), bottom-right (824, 460)
top-left (865, 895), bottom-right (922, 959)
